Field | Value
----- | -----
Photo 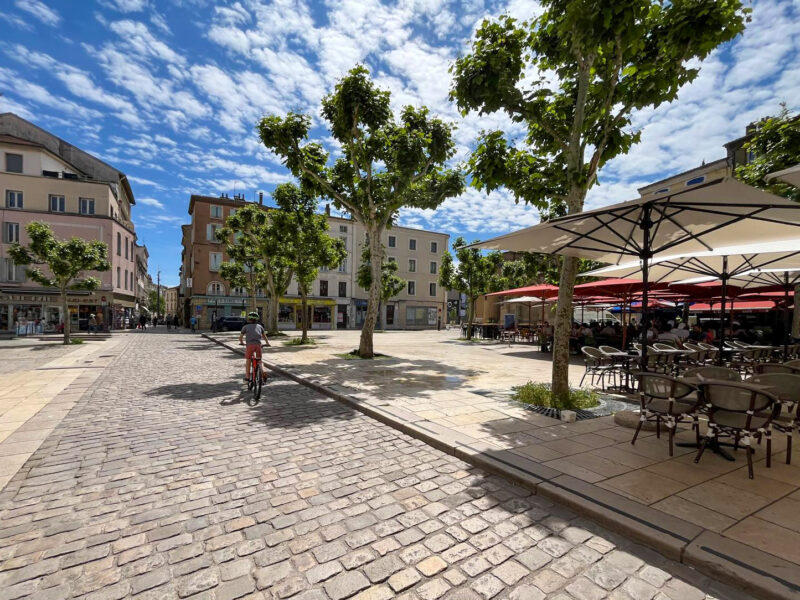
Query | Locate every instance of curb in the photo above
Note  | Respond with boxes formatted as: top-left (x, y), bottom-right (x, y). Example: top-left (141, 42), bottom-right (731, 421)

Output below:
top-left (203, 333), bottom-right (798, 600)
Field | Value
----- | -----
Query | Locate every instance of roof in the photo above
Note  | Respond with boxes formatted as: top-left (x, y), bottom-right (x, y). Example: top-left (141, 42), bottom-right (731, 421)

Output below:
top-left (0, 112), bottom-right (133, 204)
top-left (637, 158), bottom-right (727, 194)
top-left (0, 134), bottom-right (44, 149)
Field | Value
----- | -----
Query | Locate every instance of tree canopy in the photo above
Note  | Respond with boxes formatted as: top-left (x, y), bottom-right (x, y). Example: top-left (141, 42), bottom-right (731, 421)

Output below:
top-left (439, 237), bottom-right (504, 339)
top-left (451, 0), bottom-right (748, 399)
top-left (9, 221), bottom-right (110, 344)
top-left (736, 106), bottom-right (800, 202)
top-left (258, 65), bottom-right (464, 356)
top-left (271, 184), bottom-right (347, 343)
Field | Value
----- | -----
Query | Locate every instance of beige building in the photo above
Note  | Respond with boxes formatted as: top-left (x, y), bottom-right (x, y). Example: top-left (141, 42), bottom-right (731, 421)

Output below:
top-left (0, 113), bottom-right (139, 332)
top-left (180, 193), bottom-right (449, 330)
top-left (638, 158), bottom-right (729, 199)
top-left (165, 285), bottom-right (179, 318)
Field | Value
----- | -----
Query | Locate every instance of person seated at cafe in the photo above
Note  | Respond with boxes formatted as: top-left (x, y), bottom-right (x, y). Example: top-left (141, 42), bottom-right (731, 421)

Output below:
top-left (580, 323), bottom-right (595, 346)
top-left (599, 321), bottom-right (616, 337)
top-left (657, 326), bottom-right (681, 345)
top-left (671, 321), bottom-right (690, 340)
top-left (689, 324), bottom-right (704, 341)
top-left (703, 326), bottom-right (716, 343)
top-left (541, 321), bottom-right (554, 351)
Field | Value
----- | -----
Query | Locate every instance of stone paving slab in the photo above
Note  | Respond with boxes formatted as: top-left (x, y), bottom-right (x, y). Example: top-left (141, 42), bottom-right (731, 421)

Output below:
top-left (0, 335), bottom-right (132, 491)
top-left (0, 332), bottom-right (751, 600)
top-left (205, 329), bottom-right (800, 600)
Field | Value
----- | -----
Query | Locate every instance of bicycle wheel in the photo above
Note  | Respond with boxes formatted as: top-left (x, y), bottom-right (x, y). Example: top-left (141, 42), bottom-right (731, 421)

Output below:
top-left (251, 361), bottom-right (262, 405)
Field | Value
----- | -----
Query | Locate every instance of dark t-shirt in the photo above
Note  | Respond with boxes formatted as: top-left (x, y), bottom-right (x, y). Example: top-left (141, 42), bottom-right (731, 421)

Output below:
top-left (241, 323), bottom-right (264, 345)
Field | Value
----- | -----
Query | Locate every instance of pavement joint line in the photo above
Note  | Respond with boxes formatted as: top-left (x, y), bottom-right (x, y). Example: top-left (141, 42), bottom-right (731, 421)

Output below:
top-left (202, 332), bottom-right (800, 600)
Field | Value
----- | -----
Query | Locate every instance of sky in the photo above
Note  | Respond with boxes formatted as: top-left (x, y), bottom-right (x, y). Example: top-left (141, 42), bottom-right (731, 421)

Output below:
top-left (1, 0), bottom-right (798, 287)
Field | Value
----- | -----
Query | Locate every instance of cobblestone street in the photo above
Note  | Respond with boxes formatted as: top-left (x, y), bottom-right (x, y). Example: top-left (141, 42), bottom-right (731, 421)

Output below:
top-left (0, 332), bottom-right (747, 599)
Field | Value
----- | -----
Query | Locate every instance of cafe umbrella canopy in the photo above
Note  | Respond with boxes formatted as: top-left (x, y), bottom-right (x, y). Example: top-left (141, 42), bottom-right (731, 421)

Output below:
top-left (472, 178), bottom-right (800, 370)
top-left (582, 240), bottom-right (800, 362)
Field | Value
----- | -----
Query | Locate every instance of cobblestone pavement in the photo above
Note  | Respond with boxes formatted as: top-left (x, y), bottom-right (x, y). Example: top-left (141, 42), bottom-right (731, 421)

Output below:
top-left (0, 333), bottom-right (747, 600)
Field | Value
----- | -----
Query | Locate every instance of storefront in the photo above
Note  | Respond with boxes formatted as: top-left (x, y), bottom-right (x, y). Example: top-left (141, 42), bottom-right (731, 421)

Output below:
top-left (405, 304), bottom-right (440, 329)
top-left (0, 289), bottom-right (114, 333)
top-left (190, 295), bottom-right (267, 328)
top-left (277, 297), bottom-right (336, 330)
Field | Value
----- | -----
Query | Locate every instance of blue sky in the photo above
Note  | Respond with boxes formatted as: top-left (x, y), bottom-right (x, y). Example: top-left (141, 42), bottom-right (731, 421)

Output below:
top-left (1, 0), bottom-right (798, 287)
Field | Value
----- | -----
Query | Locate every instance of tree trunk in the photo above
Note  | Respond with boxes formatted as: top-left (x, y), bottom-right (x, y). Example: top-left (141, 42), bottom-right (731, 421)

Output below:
top-left (377, 299), bottom-right (382, 331)
top-left (552, 256), bottom-right (578, 400)
top-left (61, 288), bottom-right (70, 345)
top-left (358, 224), bottom-right (383, 358)
top-left (466, 296), bottom-right (475, 340)
top-left (300, 289), bottom-right (309, 343)
top-left (793, 284), bottom-right (800, 340)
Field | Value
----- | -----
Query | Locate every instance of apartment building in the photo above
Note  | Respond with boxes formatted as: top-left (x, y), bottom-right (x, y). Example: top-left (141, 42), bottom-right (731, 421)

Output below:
top-left (180, 193), bottom-right (449, 330)
top-left (0, 113), bottom-right (139, 332)
top-left (165, 285), bottom-right (179, 318)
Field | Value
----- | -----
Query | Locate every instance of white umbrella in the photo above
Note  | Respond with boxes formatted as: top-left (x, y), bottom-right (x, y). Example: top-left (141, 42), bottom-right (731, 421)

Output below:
top-left (767, 164), bottom-right (800, 187)
top-left (500, 295), bottom-right (544, 325)
top-left (474, 178), bottom-right (800, 369)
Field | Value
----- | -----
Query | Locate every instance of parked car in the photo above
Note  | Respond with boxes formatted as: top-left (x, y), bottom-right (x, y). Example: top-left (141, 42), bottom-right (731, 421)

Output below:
top-left (213, 316), bottom-right (248, 332)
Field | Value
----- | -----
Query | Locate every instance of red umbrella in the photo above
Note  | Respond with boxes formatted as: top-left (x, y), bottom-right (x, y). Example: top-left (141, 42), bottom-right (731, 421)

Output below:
top-left (690, 300), bottom-right (776, 312)
top-left (486, 284), bottom-right (560, 298)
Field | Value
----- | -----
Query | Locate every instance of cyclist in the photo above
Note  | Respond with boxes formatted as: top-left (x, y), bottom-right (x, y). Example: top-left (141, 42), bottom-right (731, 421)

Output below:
top-left (239, 312), bottom-right (270, 383)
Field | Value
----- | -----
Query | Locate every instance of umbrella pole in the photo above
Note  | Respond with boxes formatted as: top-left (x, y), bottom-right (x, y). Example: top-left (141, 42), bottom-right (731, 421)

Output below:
top-left (718, 256), bottom-right (728, 366)
top-left (784, 270), bottom-right (790, 360)
top-left (640, 205), bottom-right (652, 373)
top-left (621, 299), bottom-right (627, 350)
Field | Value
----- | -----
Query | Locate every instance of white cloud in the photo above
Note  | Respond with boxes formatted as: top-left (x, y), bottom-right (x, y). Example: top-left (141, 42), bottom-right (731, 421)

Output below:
top-left (14, 0), bottom-right (60, 27)
top-left (101, 0), bottom-right (149, 12)
top-left (138, 197), bottom-right (165, 209)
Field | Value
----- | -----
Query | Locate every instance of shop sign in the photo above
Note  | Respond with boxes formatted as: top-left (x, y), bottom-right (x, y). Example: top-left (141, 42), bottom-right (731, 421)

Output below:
top-left (4, 294), bottom-right (94, 303)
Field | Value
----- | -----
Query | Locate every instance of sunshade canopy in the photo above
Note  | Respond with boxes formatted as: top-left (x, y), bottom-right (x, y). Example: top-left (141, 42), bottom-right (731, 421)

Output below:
top-left (473, 178), bottom-right (800, 263)
top-left (767, 164), bottom-right (800, 187)
top-left (485, 283), bottom-right (560, 298)
top-left (690, 300), bottom-right (776, 312)
top-left (501, 296), bottom-right (543, 304)
top-left (582, 239), bottom-right (800, 284)
top-left (573, 278), bottom-right (669, 298)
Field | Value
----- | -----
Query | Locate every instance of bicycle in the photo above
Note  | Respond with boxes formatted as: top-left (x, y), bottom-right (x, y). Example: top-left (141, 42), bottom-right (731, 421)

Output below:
top-left (243, 343), bottom-right (267, 405)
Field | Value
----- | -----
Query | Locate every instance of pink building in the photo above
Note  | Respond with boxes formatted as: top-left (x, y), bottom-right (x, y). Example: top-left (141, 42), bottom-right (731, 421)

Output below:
top-left (0, 113), bottom-right (141, 333)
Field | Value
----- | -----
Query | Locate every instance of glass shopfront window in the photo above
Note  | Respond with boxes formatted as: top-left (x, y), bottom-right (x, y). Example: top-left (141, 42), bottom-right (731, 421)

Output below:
top-left (405, 306), bottom-right (438, 327)
top-left (0, 305), bottom-right (8, 331)
top-left (13, 305), bottom-right (43, 334)
top-left (313, 306), bottom-right (331, 324)
top-left (386, 305), bottom-right (395, 325)
top-left (278, 304), bottom-right (295, 324)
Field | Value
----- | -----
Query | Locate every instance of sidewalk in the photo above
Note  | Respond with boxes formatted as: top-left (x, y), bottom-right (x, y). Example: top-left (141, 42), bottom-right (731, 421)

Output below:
top-left (0, 335), bottom-right (132, 490)
top-left (207, 329), bottom-right (800, 600)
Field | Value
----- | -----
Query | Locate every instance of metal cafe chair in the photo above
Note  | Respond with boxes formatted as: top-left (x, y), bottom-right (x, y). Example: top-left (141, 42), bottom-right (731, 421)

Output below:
top-left (746, 373), bottom-right (800, 465)
top-left (580, 346), bottom-right (617, 389)
top-left (682, 366), bottom-right (742, 382)
top-left (695, 381), bottom-right (781, 479)
top-left (633, 374), bottom-right (701, 456)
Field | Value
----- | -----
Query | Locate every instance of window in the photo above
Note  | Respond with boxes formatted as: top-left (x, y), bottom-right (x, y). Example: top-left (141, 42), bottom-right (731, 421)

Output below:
top-left (232, 286), bottom-right (246, 296)
top-left (430, 241), bottom-right (438, 253)
top-left (386, 305), bottom-right (394, 325)
top-left (117, 232), bottom-right (121, 256)
top-left (124, 269), bottom-right (128, 290)
top-left (206, 224), bottom-right (222, 241)
top-left (429, 282), bottom-right (437, 297)
top-left (229, 208), bottom-right (236, 217)
top-left (339, 281), bottom-right (347, 298)
top-left (49, 195), bottom-right (65, 212)
top-left (80, 197), bottom-right (95, 215)
top-left (387, 256), bottom-right (396, 263)
top-left (5, 190), bottom-right (23, 209)
top-left (655, 187), bottom-right (670, 194)
top-left (210, 205), bottom-right (223, 218)
top-left (207, 282), bottom-right (224, 295)
top-left (125, 238), bottom-right (129, 259)
top-left (320, 265), bottom-right (329, 272)
top-left (430, 261), bottom-right (437, 274)
top-left (407, 281), bottom-right (416, 295)
top-left (3, 258), bottom-right (25, 282)
top-left (686, 176), bottom-right (705, 186)
top-left (408, 259), bottom-right (416, 273)
top-left (339, 225), bottom-right (348, 233)
top-left (116, 267), bottom-right (121, 287)
top-left (209, 252), bottom-right (223, 271)
top-left (338, 259), bottom-right (347, 273)
top-left (4, 222), bottom-right (19, 243)
top-left (409, 238), bottom-right (416, 250)
top-left (388, 235), bottom-right (396, 248)
top-left (319, 280), bottom-right (328, 296)
top-left (5, 153), bottom-right (22, 173)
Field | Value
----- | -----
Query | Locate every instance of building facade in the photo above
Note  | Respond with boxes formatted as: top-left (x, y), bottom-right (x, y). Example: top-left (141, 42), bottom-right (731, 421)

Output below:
top-left (0, 113), bottom-right (139, 333)
top-left (165, 286), bottom-right (179, 319)
top-left (180, 193), bottom-right (449, 330)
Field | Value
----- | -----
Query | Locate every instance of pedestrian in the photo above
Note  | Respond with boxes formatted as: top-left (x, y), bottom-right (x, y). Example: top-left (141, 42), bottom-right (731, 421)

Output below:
top-left (139, 314), bottom-right (146, 329)
top-left (88, 313), bottom-right (97, 334)
top-left (190, 315), bottom-right (197, 332)
top-left (166, 315), bottom-right (172, 330)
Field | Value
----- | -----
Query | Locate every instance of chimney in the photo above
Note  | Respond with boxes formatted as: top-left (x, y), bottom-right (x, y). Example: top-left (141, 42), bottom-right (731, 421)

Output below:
top-left (325, 203), bottom-right (330, 216)
top-left (259, 192), bottom-right (263, 205)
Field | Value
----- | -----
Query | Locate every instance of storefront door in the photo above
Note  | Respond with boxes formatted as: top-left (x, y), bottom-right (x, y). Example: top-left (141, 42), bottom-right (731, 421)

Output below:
top-left (337, 305), bottom-right (348, 329)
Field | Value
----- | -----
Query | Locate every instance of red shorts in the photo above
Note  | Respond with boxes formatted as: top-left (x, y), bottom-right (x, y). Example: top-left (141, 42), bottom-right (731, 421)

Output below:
top-left (245, 343), bottom-right (262, 360)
